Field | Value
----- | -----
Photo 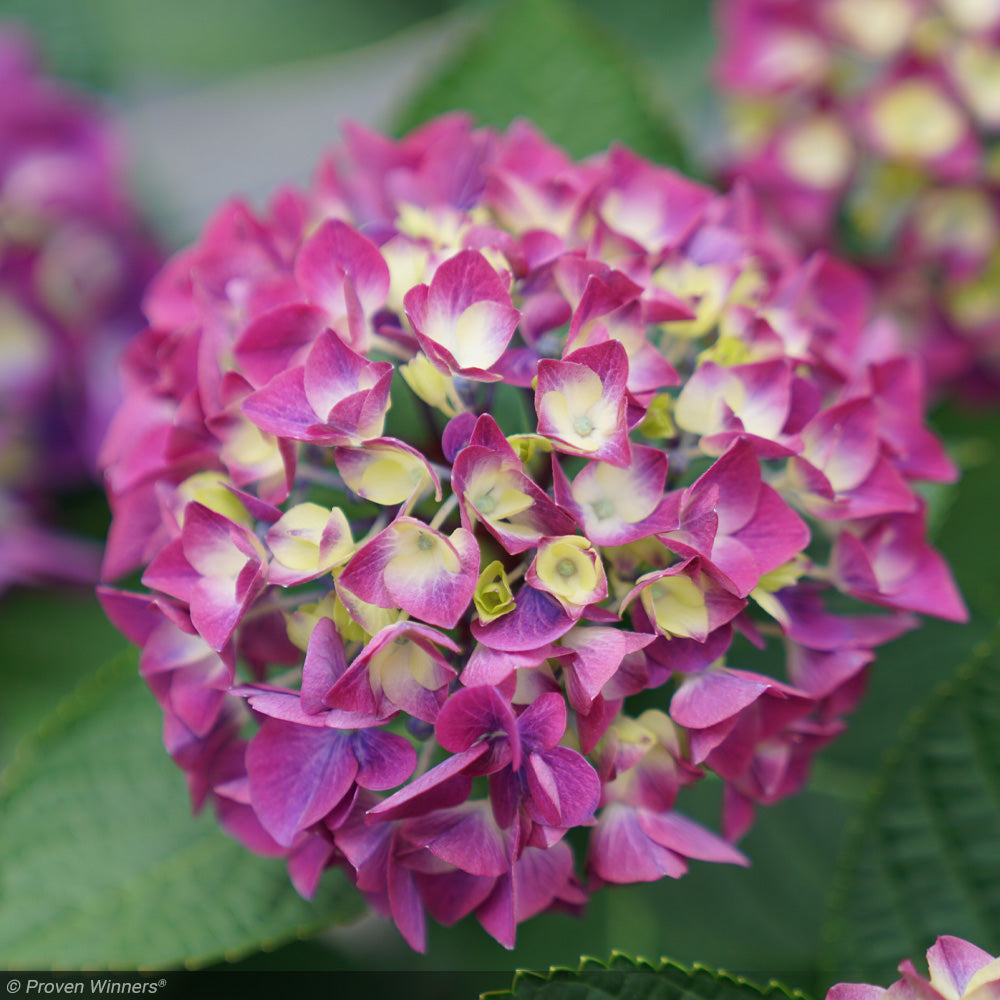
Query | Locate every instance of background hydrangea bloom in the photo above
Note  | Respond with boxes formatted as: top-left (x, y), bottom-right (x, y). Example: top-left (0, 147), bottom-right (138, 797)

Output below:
top-left (0, 27), bottom-right (158, 591)
top-left (713, 0), bottom-right (1000, 395)
top-left (99, 113), bottom-right (965, 951)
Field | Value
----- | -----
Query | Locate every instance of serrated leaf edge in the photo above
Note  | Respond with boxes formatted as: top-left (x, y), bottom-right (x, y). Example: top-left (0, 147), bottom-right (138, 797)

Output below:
top-left (481, 950), bottom-right (814, 1000)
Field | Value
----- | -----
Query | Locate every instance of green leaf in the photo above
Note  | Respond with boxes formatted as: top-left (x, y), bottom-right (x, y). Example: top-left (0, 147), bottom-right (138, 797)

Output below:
top-left (2, 0), bottom-right (463, 90)
top-left (822, 636), bottom-right (1000, 984)
top-left (575, 0), bottom-right (718, 155)
top-left (485, 953), bottom-right (810, 1000)
top-left (0, 650), bottom-right (363, 970)
top-left (0, 589), bottom-right (125, 764)
top-left (395, 0), bottom-right (688, 167)
top-left (930, 404), bottom-right (1000, 617)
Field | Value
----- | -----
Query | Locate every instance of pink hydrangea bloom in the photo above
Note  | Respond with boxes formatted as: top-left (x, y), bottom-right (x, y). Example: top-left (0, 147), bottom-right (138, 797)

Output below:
top-left (713, 0), bottom-right (1000, 395)
top-left (828, 936), bottom-right (1000, 1000)
top-left (99, 114), bottom-right (964, 951)
top-left (0, 27), bottom-right (158, 590)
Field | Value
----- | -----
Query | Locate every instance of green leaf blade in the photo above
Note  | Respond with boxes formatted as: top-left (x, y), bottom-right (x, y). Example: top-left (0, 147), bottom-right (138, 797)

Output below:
top-left (396, 0), bottom-right (688, 168)
top-left (0, 651), bottom-right (362, 970)
top-left (823, 641), bottom-right (1000, 984)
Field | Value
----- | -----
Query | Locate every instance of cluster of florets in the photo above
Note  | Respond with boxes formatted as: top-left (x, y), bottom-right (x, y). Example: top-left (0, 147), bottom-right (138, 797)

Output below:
top-left (714, 0), bottom-right (1000, 393)
top-left (98, 114), bottom-right (965, 951)
top-left (828, 936), bottom-right (1000, 1000)
top-left (0, 28), bottom-right (158, 590)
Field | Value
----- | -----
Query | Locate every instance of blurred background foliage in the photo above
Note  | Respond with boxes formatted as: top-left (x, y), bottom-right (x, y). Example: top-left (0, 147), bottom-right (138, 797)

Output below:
top-left (0, 0), bottom-right (997, 994)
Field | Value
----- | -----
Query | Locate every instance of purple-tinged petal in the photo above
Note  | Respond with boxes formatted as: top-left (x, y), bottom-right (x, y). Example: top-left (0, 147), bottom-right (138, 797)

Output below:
top-left (636, 810), bottom-right (748, 866)
top-left (525, 746), bottom-right (600, 827)
top-left (437, 685), bottom-right (520, 763)
top-left (381, 523), bottom-right (479, 629)
top-left (623, 559), bottom-right (746, 642)
top-left (294, 218), bottom-right (390, 344)
top-left (833, 514), bottom-right (968, 622)
top-left (388, 856), bottom-right (428, 953)
top-left (471, 584), bottom-right (578, 651)
top-left (335, 620), bottom-right (459, 723)
top-left (302, 618), bottom-right (347, 714)
top-left (234, 303), bottom-right (329, 386)
top-left (589, 802), bottom-right (688, 883)
top-left (462, 643), bottom-right (554, 686)
top-left (557, 627), bottom-right (654, 712)
top-left (367, 746), bottom-right (483, 822)
top-left (287, 831), bottom-right (337, 899)
top-left (516, 691), bottom-right (567, 752)
top-left (927, 936), bottom-right (998, 999)
top-left (354, 729), bottom-right (417, 790)
top-left (246, 719), bottom-right (359, 847)
top-left (670, 669), bottom-right (772, 730)
top-left (402, 800), bottom-right (515, 876)
top-left (827, 987), bottom-right (887, 1000)
top-left (239, 687), bottom-right (383, 730)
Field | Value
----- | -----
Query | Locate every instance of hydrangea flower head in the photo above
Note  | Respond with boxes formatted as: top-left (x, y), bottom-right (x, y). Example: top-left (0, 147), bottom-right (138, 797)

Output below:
top-left (713, 0), bottom-right (1000, 393)
top-left (99, 114), bottom-right (965, 951)
top-left (828, 936), bottom-right (1000, 1000)
top-left (0, 27), bottom-right (158, 590)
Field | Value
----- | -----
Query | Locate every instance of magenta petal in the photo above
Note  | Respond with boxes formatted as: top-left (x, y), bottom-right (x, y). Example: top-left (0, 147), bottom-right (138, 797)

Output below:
top-left (827, 987), bottom-right (887, 1000)
top-left (382, 526), bottom-right (479, 629)
top-left (402, 800), bottom-right (514, 876)
top-left (670, 669), bottom-right (770, 729)
top-left (437, 685), bottom-right (519, 755)
top-left (927, 936), bottom-right (997, 998)
top-left (246, 719), bottom-right (359, 847)
top-left (337, 528), bottom-right (396, 608)
top-left (636, 810), bottom-right (748, 866)
top-left (471, 584), bottom-right (577, 651)
top-left (142, 539), bottom-right (197, 606)
top-left (368, 746), bottom-right (483, 822)
top-left (516, 691), bottom-right (567, 751)
top-left (287, 832), bottom-right (336, 899)
top-left (241, 687), bottom-right (382, 730)
top-left (301, 617), bottom-right (347, 714)
top-left (97, 587), bottom-right (161, 646)
top-left (559, 627), bottom-right (654, 711)
top-left (240, 367), bottom-right (319, 440)
top-left (525, 747), bottom-right (600, 827)
top-left (234, 303), bottom-right (329, 386)
top-left (474, 873), bottom-right (516, 950)
top-left (589, 803), bottom-right (687, 883)
top-left (418, 868), bottom-right (496, 927)
top-left (462, 643), bottom-right (553, 686)
top-left (295, 217), bottom-right (389, 321)
top-left (354, 730), bottom-right (417, 790)
top-left (167, 667), bottom-right (225, 737)
top-left (215, 797), bottom-right (287, 858)
top-left (388, 858), bottom-right (428, 953)
top-left (513, 841), bottom-right (577, 922)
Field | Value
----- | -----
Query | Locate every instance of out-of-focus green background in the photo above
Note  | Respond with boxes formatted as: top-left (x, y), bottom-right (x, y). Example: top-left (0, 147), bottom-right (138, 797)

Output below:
top-left (1, 1), bottom-right (998, 993)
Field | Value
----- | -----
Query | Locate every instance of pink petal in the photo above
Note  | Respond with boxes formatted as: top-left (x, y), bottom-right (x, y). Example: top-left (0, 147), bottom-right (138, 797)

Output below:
top-left (246, 720), bottom-right (359, 847)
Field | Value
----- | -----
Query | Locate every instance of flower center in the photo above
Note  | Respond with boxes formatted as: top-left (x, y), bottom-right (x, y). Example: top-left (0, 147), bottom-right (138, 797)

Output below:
top-left (476, 493), bottom-right (496, 515)
top-left (574, 415), bottom-right (594, 436)
top-left (557, 558), bottom-right (577, 578)
top-left (592, 499), bottom-right (615, 520)
top-left (416, 533), bottom-right (434, 551)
